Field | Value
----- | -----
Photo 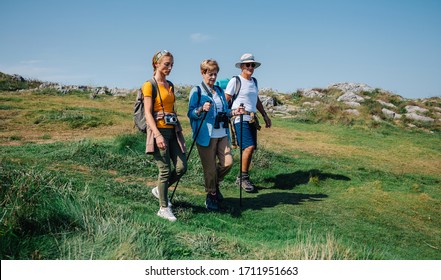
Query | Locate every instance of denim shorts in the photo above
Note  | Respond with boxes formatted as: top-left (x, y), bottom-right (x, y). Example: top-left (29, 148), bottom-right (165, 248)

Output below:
top-left (234, 121), bottom-right (257, 150)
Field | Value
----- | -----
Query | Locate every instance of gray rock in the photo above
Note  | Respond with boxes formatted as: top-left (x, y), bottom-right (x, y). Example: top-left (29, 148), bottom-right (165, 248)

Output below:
top-left (110, 88), bottom-right (133, 96)
top-left (337, 92), bottom-right (365, 103)
top-left (96, 87), bottom-right (108, 95)
top-left (372, 115), bottom-right (382, 122)
top-left (377, 100), bottom-right (396, 108)
top-left (405, 113), bottom-right (434, 122)
top-left (382, 108), bottom-right (402, 119)
top-left (303, 101), bottom-right (321, 106)
top-left (301, 89), bottom-right (324, 98)
top-left (344, 109), bottom-right (360, 116)
top-left (328, 82), bottom-right (374, 94)
top-left (405, 105), bottom-right (428, 114)
top-left (259, 95), bottom-right (276, 108)
top-left (344, 101), bottom-right (361, 107)
top-left (12, 74), bottom-right (25, 82)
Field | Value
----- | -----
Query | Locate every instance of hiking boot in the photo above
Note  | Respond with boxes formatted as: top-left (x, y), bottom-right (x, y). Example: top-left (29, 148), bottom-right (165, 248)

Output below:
top-left (152, 186), bottom-right (172, 207)
top-left (157, 206), bottom-right (177, 222)
top-left (235, 175), bottom-right (254, 185)
top-left (216, 184), bottom-right (224, 201)
top-left (236, 176), bottom-right (256, 193)
top-left (205, 193), bottom-right (219, 211)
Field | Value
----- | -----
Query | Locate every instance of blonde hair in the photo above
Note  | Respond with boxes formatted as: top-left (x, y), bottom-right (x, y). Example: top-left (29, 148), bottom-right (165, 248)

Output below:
top-left (152, 50), bottom-right (173, 72)
top-left (200, 59), bottom-right (219, 75)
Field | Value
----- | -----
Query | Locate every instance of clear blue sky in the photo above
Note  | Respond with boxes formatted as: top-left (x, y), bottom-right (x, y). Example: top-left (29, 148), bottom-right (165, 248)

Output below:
top-left (1, 0), bottom-right (440, 99)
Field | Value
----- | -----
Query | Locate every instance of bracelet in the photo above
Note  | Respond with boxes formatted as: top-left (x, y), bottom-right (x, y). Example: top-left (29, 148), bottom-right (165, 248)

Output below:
top-left (154, 134), bottom-right (162, 138)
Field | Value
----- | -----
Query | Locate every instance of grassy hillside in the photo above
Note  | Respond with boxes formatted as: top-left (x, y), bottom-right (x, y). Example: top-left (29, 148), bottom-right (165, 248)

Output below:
top-left (1, 85), bottom-right (440, 260)
top-left (0, 72), bottom-right (42, 92)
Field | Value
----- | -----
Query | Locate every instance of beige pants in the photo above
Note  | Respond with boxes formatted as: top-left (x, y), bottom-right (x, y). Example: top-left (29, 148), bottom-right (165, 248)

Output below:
top-left (196, 136), bottom-right (233, 193)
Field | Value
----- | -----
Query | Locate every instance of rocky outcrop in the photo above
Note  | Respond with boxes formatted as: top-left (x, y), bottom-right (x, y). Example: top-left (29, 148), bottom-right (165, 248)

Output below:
top-left (36, 82), bottom-right (135, 98)
top-left (328, 82), bottom-right (374, 94)
top-left (274, 82), bottom-right (440, 130)
top-left (301, 89), bottom-right (325, 99)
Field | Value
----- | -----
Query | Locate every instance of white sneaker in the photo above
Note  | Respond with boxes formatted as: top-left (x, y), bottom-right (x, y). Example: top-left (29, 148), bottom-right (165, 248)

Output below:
top-left (157, 207), bottom-right (177, 222)
top-left (151, 186), bottom-right (172, 207)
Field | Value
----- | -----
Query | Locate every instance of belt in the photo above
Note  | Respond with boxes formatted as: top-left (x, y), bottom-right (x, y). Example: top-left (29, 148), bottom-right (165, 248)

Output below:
top-left (232, 109), bottom-right (254, 116)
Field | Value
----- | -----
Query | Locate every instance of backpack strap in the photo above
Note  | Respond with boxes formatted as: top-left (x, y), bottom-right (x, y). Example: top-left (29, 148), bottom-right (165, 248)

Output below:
top-left (227, 76), bottom-right (241, 108)
top-left (166, 79), bottom-right (175, 112)
top-left (197, 85), bottom-right (222, 107)
top-left (147, 78), bottom-right (158, 114)
top-left (232, 75), bottom-right (257, 100)
top-left (233, 75), bottom-right (241, 100)
top-left (213, 84), bottom-right (222, 93)
top-left (167, 80), bottom-right (174, 93)
top-left (251, 77), bottom-right (257, 88)
top-left (151, 78), bottom-right (176, 115)
top-left (196, 85), bottom-right (202, 106)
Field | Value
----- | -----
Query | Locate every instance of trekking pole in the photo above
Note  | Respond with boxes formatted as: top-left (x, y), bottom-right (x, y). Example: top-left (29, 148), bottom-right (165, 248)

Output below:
top-left (239, 103), bottom-right (244, 208)
top-left (170, 102), bottom-right (210, 203)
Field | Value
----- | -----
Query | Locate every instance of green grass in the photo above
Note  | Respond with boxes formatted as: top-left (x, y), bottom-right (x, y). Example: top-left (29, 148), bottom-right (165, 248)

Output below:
top-left (0, 89), bottom-right (440, 260)
top-left (1, 128), bottom-right (440, 260)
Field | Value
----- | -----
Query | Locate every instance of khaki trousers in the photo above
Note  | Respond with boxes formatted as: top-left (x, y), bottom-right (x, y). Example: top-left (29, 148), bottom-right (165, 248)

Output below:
top-left (153, 128), bottom-right (187, 207)
top-left (196, 136), bottom-right (233, 193)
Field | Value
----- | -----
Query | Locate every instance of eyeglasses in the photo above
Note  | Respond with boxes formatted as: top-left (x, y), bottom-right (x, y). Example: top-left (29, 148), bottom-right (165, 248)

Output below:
top-left (154, 50), bottom-right (169, 63)
top-left (244, 63), bottom-right (256, 68)
top-left (205, 72), bottom-right (218, 77)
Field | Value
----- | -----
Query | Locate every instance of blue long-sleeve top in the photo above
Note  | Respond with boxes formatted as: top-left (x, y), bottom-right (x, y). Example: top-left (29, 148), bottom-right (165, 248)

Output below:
top-left (187, 82), bottom-right (231, 147)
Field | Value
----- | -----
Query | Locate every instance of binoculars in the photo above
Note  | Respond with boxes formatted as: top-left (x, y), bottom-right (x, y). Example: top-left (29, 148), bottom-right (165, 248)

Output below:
top-left (214, 112), bottom-right (229, 129)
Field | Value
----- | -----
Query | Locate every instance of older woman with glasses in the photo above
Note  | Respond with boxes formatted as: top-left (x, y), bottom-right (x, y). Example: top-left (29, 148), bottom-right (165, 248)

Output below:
top-left (187, 59), bottom-right (234, 211)
top-left (143, 50), bottom-right (187, 222)
top-left (225, 53), bottom-right (272, 193)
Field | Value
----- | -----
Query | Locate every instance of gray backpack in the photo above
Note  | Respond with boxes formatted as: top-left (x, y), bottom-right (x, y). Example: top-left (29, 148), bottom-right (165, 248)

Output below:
top-left (133, 78), bottom-right (174, 133)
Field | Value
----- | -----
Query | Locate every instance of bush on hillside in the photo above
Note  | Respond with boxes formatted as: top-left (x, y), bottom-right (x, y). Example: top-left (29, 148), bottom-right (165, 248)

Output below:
top-left (0, 72), bottom-right (42, 91)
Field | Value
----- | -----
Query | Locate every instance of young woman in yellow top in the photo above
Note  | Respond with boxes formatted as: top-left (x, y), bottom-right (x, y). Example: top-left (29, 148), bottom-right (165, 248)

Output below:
top-left (142, 50), bottom-right (187, 222)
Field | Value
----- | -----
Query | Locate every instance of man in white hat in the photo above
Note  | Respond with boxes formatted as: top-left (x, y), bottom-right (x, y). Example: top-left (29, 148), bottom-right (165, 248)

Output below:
top-left (225, 53), bottom-right (272, 193)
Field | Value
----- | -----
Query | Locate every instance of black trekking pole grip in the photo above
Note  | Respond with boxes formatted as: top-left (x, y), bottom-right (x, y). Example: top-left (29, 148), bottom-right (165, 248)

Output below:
top-left (239, 103), bottom-right (244, 208)
top-left (170, 101), bottom-right (211, 203)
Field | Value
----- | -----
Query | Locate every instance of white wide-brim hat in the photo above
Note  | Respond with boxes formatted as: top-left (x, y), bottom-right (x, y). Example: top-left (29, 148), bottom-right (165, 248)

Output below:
top-left (235, 53), bottom-right (261, 69)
